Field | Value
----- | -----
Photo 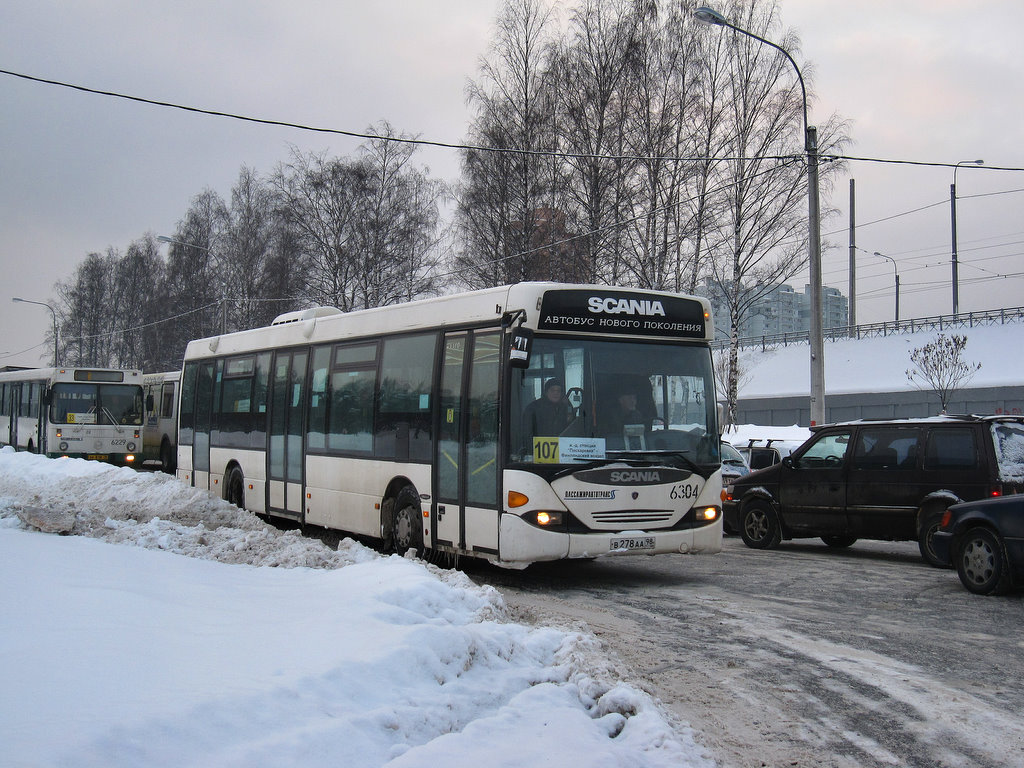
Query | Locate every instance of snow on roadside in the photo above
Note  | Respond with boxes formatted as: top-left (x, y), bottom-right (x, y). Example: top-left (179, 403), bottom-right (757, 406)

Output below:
top-left (0, 447), bottom-right (713, 767)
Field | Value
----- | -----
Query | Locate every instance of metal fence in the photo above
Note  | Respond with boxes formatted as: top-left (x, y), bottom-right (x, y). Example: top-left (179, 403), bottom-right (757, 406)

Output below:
top-left (711, 306), bottom-right (1024, 352)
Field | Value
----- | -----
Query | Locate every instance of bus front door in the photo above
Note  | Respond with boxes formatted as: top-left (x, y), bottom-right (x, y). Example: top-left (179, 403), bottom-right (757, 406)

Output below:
top-left (434, 331), bottom-right (500, 557)
top-left (267, 350), bottom-right (307, 519)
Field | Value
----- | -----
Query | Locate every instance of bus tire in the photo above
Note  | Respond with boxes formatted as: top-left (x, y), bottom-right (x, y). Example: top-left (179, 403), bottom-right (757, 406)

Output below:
top-left (226, 467), bottom-right (245, 511)
top-left (160, 439), bottom-right (176, 474)
top-left (391, 484), bottom-right (424, 557)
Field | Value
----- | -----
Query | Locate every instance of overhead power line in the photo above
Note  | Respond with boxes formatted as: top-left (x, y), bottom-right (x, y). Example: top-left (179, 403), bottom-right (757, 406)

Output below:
top-left (0, 67), bottom-right (785, 165)
top-left (6, 67), bottom-right (1024, 174)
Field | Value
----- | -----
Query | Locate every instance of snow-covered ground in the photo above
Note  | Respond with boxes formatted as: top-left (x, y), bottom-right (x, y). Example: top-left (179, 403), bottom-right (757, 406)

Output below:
top-left (0, 447), bottom-right (712, 767)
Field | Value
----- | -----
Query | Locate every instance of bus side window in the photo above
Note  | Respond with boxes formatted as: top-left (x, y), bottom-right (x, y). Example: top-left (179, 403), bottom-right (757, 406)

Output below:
top-left (161, 383), bottom-right (175, 420)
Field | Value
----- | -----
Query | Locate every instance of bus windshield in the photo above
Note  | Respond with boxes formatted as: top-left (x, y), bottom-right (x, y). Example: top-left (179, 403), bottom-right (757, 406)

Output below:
top-left (50, 383), bottom-right (145, 426)
top-left (510, 336), bottom-right (719, 467)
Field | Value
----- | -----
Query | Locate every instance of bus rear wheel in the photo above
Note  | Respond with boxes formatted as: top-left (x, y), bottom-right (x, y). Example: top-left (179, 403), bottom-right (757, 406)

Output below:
top-left (226, 467), bottom-right (245, 511)
top-left (391, 485), bottom-right (424, 557)
top-left (160, 439), bottom-right (176, 474)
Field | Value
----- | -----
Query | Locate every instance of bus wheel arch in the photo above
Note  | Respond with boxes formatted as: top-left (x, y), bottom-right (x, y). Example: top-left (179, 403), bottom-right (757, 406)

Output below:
top-left (225, 463), bottom-right (245, 510)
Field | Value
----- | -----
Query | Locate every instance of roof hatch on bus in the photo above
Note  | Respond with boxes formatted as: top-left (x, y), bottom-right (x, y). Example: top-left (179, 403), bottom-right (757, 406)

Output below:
top-left (271, 306), bottom-right (343, 326)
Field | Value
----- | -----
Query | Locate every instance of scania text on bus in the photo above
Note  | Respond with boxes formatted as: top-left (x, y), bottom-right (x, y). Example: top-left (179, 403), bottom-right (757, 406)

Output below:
top-left (175, 283), bottom-right (723, 567)
top-left (0, 367), bottom-right (145, 465)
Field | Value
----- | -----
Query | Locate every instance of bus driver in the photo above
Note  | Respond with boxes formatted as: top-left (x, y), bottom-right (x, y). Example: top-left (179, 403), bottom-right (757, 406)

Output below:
top-left (523, 378), bottom-right (573, 438)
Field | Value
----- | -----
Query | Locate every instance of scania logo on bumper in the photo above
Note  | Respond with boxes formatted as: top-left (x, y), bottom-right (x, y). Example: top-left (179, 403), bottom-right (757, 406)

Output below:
top-left (573, 467), bottom-right (692, 486)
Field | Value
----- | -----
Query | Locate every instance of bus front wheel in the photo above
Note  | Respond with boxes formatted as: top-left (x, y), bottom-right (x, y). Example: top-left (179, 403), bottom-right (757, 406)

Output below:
top-left (391, 485), bottom-right (424, 557)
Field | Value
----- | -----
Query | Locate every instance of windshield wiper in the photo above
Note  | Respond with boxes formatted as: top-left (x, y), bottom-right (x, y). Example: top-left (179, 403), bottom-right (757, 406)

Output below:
top-left (101, 407), bottom-right (124, 432)
top-left (606, 449), bottom-right (707, 476)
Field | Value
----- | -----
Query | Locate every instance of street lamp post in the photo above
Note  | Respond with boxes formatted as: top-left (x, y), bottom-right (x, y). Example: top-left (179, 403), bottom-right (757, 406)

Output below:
top-left (950, 159), bottom-right (984, 316)
top-left (157, 235), bottom-right (225, 335)
top-left (872, 251), bottom-right (900, 323)
top-left (694, 6), bottom-right (825, 425)
top-left (12, 297), bottom-right (59, 366)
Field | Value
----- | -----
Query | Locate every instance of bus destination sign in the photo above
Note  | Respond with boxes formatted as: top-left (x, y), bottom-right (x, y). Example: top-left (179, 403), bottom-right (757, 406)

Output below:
top-left (537, 289), bottom-right (707, 339)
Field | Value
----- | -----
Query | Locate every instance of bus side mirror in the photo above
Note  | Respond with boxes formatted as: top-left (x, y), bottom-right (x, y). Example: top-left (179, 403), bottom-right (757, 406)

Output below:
top-left (509, 327), bottom-right (533, 369)
top-left (41, 389), bottom-right (51, 406)
top-left (146, 394), bottom-right (155, 411)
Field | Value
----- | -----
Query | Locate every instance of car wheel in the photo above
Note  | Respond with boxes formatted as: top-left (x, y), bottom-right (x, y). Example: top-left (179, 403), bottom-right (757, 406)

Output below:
top-left (391, 485), bottom-right (424, 557)
top-left (917, 511), bottom-right (947, 568)
top-left (956, 527), bottom-right (1013, 596)
top-left (740, 500), bottom-right (782, 550)
top-left (821, 535), bottom-right (857, 548)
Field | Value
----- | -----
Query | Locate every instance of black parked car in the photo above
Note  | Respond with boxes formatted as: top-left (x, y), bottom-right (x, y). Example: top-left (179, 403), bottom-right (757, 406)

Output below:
top-left (722, 415), bottom-right (1024, 565)
top-left (933, 495), bottom-right (1024, 595)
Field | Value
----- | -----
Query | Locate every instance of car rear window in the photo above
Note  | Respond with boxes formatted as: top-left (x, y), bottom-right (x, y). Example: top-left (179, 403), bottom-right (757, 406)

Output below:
top-left (992, 421), bottom-right (1024, 482)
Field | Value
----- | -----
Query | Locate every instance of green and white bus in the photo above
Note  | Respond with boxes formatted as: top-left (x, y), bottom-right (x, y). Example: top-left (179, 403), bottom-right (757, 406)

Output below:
top-left (176, 283), bottom-right (723, 567)
top-left (0, 366), bottom-right (144, 465)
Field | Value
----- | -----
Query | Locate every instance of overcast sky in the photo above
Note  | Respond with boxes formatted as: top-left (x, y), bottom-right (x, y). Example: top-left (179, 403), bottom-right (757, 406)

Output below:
top-left (2, 0), bottom-right (1022, 368)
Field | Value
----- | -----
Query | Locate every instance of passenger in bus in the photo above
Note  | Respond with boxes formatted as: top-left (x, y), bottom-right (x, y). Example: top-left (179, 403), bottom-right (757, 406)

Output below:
top-left (523, 378), bottom-right (573, 438)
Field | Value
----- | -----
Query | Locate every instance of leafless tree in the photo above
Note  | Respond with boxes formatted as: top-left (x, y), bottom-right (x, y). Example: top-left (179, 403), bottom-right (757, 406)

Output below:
top-left (906, 334), bottom-right (981, 414)
top-left (456, 0), bottom-right (562, 287)
top-left (55, 249), bottom-right (118, 367)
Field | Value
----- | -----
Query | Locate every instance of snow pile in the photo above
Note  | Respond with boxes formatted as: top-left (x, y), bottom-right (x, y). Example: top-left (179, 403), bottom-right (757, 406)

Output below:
top-left (0, 447), bottom-right (711, 767)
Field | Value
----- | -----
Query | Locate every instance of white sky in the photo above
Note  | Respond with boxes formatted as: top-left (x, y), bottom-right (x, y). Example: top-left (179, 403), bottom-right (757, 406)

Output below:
top-left (2, 0), bottom-right (1023, 367)
top-left (0, 447), bottom-right (710, 766)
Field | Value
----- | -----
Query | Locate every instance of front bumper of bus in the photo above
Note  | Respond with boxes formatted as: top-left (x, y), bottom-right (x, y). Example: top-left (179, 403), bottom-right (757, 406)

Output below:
top-left (496, 512), bottom-right (722, 565)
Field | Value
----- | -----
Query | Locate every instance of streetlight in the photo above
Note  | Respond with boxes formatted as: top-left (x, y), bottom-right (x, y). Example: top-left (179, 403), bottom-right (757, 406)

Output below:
top-left (872, 251), bottom-right (900, 323)
top-left (950, 159), bottom-right (984, 316)
top-left (694, 6), bottom-right (826, 425)
top-left (157, 235), bottom-right (226, 335)
top-left (12, 297), bottom-right (59, 366)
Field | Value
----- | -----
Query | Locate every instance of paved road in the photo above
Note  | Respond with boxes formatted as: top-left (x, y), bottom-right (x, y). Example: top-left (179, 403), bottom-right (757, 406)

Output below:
top-left (467, 536), bottom-right (1024, 767)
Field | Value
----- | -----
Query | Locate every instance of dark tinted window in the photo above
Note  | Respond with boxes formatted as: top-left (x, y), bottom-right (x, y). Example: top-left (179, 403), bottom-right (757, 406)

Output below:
top-left (327, 343), bottom-right (377, 454)
top-left (924, 427), bottom-right (979, 470)
top-left (376, 334), bottom-right (436, 461)
top-left (852, 428), bottom-right (919, 470)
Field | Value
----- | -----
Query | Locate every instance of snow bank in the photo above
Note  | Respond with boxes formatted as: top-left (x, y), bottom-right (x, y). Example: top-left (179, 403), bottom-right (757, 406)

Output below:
top-left (0, 448), bottom-right (712, 767)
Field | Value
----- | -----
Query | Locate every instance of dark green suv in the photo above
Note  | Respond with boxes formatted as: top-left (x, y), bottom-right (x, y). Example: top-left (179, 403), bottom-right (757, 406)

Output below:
top-left (722, 415), bottom-right (1024, 565)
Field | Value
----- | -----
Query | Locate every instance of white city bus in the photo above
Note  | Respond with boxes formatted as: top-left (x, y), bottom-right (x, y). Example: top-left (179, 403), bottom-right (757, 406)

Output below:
top-left (142, 371), bottom-right (180, 473)
top-left (0, 366), bottom-right (145, 465)
top-left (177, 283), bottom-right (723, 566)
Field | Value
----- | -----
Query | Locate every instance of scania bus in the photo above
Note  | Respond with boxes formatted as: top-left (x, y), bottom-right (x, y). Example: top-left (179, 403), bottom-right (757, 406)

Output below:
top-left (0, 367), bottom-right (144, 465)
top-left (176, 283), bottom-right (723, 566)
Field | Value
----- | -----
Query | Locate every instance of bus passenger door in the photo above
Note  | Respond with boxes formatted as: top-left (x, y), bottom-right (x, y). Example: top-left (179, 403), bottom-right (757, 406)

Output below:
top-left (267, 350), bottom-right (307, 519)
top-left (435, 333), bottom-right (465, 548)
top-left (434, 331), bottom-right (500, 556)
top-left (192, 362), bottom-right (215, 490)
top-left (8, 384), bottom-right (20, 448)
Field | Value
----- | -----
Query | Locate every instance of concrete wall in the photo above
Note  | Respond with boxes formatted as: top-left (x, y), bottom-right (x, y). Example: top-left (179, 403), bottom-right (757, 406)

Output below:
top-left (734, 386), bottom-right (1024, 427)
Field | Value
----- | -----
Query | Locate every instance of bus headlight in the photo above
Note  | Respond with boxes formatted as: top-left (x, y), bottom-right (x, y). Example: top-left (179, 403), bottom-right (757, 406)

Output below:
top-left (127, 442), bottom-right (137, 452)
top-left (696, 506), bottom-right (720, 522)
top-left (59, 442), bottom-right (69, 452)
top-left (531, 510), bottom-right (564, 528)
